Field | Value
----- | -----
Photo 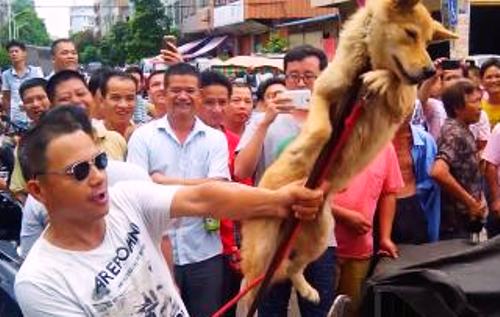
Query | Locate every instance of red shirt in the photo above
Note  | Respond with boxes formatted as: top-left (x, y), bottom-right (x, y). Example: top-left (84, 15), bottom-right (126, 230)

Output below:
top-left (333, 144), bottom-right (403, 259)
top-left (220, 127), bottom-right (252, 255)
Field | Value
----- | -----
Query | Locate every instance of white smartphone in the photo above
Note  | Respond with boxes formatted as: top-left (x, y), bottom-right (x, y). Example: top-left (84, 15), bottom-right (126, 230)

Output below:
top-left (281, 89), bottom-right (311, 110)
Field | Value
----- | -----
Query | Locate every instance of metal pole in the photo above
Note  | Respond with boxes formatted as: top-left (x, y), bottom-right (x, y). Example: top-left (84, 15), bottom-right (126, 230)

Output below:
top-left (7, 0), bottom-right (12, 40)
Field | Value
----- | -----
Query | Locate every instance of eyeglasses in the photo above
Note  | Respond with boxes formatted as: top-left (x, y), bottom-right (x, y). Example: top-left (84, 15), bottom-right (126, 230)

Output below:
top-left (285, 73), bottom-right (317, 84)
top-left (37, 151), bottom-right (108, 182)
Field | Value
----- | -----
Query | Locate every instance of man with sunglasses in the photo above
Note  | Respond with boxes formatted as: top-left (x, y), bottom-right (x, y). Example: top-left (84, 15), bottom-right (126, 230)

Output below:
top-left (14, 106), bottom-right (324, 317)
top-left (17, 106), bottom-right (150, 258)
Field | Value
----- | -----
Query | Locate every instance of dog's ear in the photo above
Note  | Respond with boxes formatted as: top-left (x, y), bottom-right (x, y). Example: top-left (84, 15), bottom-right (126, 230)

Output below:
top-left (431, 21), bottom-right (459, 42)
top-left (394, 0), bottom-right (419, 9)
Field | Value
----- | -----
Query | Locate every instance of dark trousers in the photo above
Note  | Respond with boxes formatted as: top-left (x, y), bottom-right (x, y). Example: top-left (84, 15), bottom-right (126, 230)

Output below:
top-left (221, 255), bottom-right (243, 317)
top-left (392, 195), bottom-right (429, 244)
top-left (258, 247), bottom-right (336, 317)
top-left (174, 254), bottom-right (223, 317)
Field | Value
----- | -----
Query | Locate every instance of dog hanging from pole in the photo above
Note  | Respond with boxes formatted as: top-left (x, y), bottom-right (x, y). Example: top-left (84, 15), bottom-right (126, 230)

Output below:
top-left (239, 0), bottom-right (458, 312)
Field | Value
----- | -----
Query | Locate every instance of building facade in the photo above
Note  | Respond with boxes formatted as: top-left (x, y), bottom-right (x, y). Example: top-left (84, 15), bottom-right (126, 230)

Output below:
top-left (0, 0), bottom-right (8, 28)
top-left (94, 0), bottom-right (131, 36)
top-left (170, 0), bottom-right (338, 57)
top-left (70, 6), bottom-right (96, 34)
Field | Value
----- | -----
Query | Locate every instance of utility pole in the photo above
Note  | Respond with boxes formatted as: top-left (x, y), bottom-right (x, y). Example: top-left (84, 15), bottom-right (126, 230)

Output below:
top-left (7, 0), bottom-right (12, 40)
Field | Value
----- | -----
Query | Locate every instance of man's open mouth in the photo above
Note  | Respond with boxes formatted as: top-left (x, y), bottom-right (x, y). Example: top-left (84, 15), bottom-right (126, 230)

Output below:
top-left (392, 56), bottom-right (422, 85)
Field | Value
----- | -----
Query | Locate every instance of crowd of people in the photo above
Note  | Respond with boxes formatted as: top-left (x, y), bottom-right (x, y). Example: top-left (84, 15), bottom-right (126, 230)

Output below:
top-left (1, 36), bottom-right (500, 317)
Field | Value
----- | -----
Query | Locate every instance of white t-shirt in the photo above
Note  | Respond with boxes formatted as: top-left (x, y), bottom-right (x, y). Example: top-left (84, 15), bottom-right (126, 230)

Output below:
top-left (15, 181), bottom-right (189, 317)
top-left (483, 124), bottom-right (500, 183)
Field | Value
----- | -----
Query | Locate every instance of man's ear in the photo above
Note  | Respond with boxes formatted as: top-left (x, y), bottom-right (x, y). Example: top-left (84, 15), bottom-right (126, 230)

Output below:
top-left (431, 21), bottom-right (459, 43)
top-left (26, 179), bottom-right (46, 206)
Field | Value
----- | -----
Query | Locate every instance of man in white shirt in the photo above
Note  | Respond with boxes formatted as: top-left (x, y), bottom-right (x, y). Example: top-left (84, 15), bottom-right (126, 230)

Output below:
top-left (127, 63), bottom-right (229, 316)
top-left (15, 105), bottom-right (324, 316)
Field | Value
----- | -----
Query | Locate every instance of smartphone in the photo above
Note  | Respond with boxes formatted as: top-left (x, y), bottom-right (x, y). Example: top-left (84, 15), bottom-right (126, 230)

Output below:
top-left (441, 59), bottom-right (461, 70)
top-left (163, 35), bottom-right (177, 52)
top-left (281, 89), bottom-right (311, 110)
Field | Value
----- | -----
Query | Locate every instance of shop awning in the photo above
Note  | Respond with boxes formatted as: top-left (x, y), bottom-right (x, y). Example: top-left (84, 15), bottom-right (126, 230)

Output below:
top-left (178, 38), bottom-right (207, 54)
top-left (183, 36), bottom-right (228, 59)
top-left (276, 13), bottom-right (339, 28)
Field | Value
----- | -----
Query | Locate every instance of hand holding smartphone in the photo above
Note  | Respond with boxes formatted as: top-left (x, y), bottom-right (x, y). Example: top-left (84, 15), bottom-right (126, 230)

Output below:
top-left (280, 89), bottom-right (311, 110)
top-left (440, 59), bottom-right (461, 70)
top-left (163, 35), bottom-right (177, 51)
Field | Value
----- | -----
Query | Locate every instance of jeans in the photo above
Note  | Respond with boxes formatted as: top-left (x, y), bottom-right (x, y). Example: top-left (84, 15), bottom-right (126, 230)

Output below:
top-left (174, 254), bottom-right (223, 317)
top-left (258, 247), bottom-right (336, 317)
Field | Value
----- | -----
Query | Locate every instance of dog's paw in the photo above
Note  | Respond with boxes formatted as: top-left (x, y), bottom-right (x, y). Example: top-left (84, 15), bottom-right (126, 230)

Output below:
top-left (296, 283), bottom-right (320, 304)
top-left (361, 70), bottom-right (394, 96)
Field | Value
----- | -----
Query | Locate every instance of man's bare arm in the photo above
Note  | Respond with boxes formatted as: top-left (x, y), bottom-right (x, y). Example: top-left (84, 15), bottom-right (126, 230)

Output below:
top-left (430, 158), bottom-right (484, 217)
top-left (151, 172), bottom-right (226, 186)
top-left (171, 181), bottom-right (323, 220)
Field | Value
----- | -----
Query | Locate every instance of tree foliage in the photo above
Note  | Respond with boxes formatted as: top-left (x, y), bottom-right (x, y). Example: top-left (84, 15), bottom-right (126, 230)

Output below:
top-left (0, 0), bottom-right (51, 46)
top-left (71, 30), bottom-right (101, 64)
top-left (71, 0), bottom-right (175, 66)
top-left (261, 32), bottom-right (289, 54)
top-left (99, 21), bottom-right (132, 66)
top-left (126, 0), bottom-right (174, 63)
top-left (0, 47), bottom-right (10, 70)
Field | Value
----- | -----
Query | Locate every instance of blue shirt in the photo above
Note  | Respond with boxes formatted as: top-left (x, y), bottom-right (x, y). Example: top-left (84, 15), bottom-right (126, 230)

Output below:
top-left (410, 124), bottom-right (441, 242)
top-left (127, 116), bottom-right (230, 265)
top-left (1, 65), bottom-right (43, 127)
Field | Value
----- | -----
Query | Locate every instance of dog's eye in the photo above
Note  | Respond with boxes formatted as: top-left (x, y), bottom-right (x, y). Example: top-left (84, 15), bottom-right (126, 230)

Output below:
top-left (405, 28), bottom-right (418, 40)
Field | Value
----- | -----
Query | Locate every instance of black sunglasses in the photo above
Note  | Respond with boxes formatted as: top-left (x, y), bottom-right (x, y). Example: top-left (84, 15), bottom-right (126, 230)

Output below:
top-left (37, 151), bottom-right (108, 182)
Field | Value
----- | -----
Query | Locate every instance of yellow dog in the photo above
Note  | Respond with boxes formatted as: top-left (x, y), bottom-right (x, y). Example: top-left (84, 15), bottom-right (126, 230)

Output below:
top-left (240, 0), bottom-right (457, 306)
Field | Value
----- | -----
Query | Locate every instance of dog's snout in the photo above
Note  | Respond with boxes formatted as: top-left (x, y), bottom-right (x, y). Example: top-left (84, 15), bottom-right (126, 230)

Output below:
top-left (422, 66), bottom-right (436, 80)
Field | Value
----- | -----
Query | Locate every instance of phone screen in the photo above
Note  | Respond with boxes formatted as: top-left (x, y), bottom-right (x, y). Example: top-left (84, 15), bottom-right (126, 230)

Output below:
top-left (441, 59), bottom-right (461, 70)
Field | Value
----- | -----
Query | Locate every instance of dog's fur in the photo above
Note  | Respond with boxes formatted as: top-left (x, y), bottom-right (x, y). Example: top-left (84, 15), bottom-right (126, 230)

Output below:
top-left (240, 0), bottom-right (457, 306)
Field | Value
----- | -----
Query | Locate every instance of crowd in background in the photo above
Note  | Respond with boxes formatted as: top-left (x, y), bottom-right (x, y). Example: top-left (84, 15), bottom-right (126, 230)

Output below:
top-left (1, 36), bottom-right (500, 317)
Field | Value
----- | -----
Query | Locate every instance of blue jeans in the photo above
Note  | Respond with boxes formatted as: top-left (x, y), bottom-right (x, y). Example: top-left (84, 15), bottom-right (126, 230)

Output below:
top-left (258, 247), bottom-right (336, 317)
top-left (174, 254), bottom-right (223, 317)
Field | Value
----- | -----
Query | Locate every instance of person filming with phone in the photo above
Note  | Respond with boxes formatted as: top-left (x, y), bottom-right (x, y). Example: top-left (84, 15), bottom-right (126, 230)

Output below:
top-left (234, 45), bottom-right (336, 317)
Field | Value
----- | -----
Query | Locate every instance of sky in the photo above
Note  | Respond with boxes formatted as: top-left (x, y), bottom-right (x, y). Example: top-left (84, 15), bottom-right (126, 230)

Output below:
top-left (34, 0), bottom-right (94, 39)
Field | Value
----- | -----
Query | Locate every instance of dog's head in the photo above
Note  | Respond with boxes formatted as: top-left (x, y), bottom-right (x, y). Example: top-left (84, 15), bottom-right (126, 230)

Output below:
top-left (366, 0), bottom-right (458, 84)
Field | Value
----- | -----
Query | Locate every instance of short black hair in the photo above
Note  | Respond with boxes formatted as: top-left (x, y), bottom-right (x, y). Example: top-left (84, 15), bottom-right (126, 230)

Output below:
top-left (88, 67), bottom-right (112, 96)
top-left (200, 71), bottom-right (232, 96)
top-left (19, 78), bottom-right (48, 101)
top-left (442, 79), bottom-right (478, 118)
top-left (146, 70), bottom-right (166, 89)
top-left (46, 70), bottom-right (87, 102)
top-left (164, 63), bottom-right (200, 88)
top-left (19, 105), bottom-right (93, 181)
top-left (125, 65), bottom-right (144, 82)
top-left (479, 58), bottom-right (500, 78)
top-left (256, 77), bottom-right (285, 101)
top-left (284, 45), bottom-right (328, 72)
top-left (50, 38), bottom-right (74, 56)
top-left (5, 40), bottom-right (26, 51)
top-left (100, 70), bottom-right (137, 97)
